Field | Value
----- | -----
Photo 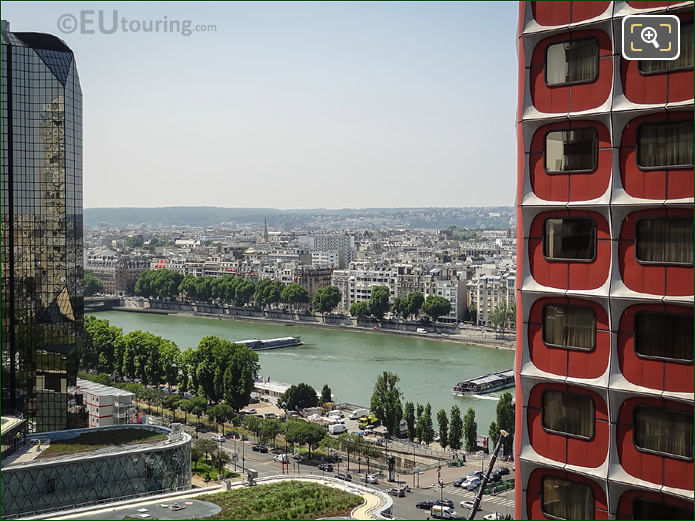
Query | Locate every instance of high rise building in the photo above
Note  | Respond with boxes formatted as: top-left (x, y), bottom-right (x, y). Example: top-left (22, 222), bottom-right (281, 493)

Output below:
top-left (515, 2), bottom-right (693, 519)
top-left (1, 21), bottom-right (83, 432)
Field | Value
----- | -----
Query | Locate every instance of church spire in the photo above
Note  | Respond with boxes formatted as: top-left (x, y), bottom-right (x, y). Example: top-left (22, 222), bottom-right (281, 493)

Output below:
top-left (263, 218), bottom-right (269, 243)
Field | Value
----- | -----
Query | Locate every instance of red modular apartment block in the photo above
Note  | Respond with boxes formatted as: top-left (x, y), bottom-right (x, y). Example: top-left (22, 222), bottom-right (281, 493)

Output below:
top-left (515, 2), bottom-right (694, 519)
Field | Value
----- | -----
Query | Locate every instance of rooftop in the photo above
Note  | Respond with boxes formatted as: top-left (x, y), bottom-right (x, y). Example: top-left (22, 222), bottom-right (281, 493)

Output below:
top-left (77, 378), bottom-right (135, 398)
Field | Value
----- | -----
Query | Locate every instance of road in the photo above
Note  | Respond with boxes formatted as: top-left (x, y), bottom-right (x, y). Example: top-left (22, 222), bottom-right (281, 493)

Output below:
top-left (197, 430), bottom-right (515, 520)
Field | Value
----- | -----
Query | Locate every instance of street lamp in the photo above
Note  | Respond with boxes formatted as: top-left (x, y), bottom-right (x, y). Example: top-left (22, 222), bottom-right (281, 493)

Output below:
top-left (467, 430), bottom-right (510, 521)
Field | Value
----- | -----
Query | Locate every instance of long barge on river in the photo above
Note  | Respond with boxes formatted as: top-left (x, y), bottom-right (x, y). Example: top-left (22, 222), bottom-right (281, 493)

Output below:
top-left (235, 336), bottom-right (302, 351)
top-left (453, 369), bottom-right (515, 395)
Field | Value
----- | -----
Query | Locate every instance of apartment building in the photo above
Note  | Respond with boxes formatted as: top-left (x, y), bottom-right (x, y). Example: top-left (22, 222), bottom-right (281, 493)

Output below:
top-left (472, 271), bottom-right (515, 326)
top-left (515, 2), bottom-right (693, 519)
top-left (87, 251), bottom-right (152, 295)
top-left (298, 234), bottom-right (355, 268)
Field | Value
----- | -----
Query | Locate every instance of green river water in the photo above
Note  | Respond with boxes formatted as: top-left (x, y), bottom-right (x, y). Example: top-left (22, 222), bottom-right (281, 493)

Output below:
top-left (92, 311), bottom-right (515, 431)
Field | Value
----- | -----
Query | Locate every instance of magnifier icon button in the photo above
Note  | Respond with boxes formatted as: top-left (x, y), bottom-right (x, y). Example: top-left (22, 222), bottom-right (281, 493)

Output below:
top-left (641, 26), bottom-right (660, 48)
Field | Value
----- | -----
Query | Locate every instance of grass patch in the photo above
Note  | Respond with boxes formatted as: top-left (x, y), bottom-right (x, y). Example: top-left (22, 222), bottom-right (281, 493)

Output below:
top-left (39, 429), bottom-right (167, 459)
top-left (192, 457), bottom-right (239, 481)
top-left (200, 481), bottom-right (363, 520)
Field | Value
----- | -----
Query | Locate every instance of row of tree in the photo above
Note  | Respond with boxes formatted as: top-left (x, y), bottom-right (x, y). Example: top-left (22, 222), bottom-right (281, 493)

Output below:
top-left (350, 287), bottom-right (452, 323)
top-left (82, 316), bottom-right (260, 409)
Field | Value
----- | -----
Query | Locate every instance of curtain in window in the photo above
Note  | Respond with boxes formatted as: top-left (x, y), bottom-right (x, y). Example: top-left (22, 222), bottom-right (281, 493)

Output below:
top-left (638, 121), bottom-right (694, 168)
top-left (639, 23), bottom-right (694, 73)
top-left (543, 390), bottom-right (595, 438)
top-left (542, 476), bottom-right (595, 520)
top-left (635, 312), bottom-right (694, 361)
top-left (543, 304), bottom-right (595, 350)
top-left (636, 218), bottom-right (693, 264)
top-left (545, 129), bottom-right (597, 173)
top-left (634, 407), bottom-right (693, 458)
top-left (544, 218), bottom-right (596, 260)
top-left (546, 39), bottom-right (598, 85)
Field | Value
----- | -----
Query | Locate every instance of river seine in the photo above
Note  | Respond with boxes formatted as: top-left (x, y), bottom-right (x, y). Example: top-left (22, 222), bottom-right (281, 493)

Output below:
top-left (92, 311), bottom-right (515, 431)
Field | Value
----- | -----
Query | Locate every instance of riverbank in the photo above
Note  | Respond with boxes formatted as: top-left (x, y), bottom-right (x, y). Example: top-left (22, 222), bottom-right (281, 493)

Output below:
top-left (110, 305), bottom-right (516, 351)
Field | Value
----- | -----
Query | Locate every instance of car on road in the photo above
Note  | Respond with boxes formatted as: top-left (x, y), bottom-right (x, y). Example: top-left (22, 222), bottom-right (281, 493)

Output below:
top-left (453, 476), bottom-right (466, 487)
top-left (318, 463), bottom-right (334, 472)
top-left (211, 434), bottom-right (225, 442)
top-left (363, 474), bottom-right (378, 484)
top-left (416, 500), bottom-right (436, 510)
top-left (484, 513), bottom-right (503, 520)
top-left (495, 466), bottom-right (510, 476)
top-left (335, 472), bottom-right (352, 481)
top-left (489, 472), bottom-right (502, 482)
top-left (241, 408), bottom-right (257, 415)
top-left (264, 412), bottom-right (278, 419)
top-left (273, 453), bottom-right (289, 463)
top-left (251, 444), bottom-right (268, 453)
top-left (271, 447), bottom-right (285, 454)
top-left (461, 500), bottom-right (476, 510)
top-left (431, 505), bottom-right (457, 519)
top-left (466, 470), bottom-right (483, 479)
top-left (388, 488), bottom-right (406, 497)
top-left (435, 499), bottom-right (454, 508)
top-left (464, 477), bottom-right (481, 491)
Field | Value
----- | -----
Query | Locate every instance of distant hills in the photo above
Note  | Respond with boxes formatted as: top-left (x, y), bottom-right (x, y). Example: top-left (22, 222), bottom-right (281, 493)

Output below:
top-left (84, 206), bottom-right (515, 230)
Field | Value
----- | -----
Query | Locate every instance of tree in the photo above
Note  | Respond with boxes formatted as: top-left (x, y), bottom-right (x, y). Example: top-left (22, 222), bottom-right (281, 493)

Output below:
top-left (312, 286), bottom-right (342, 314)
top-left (82, 316), bottom-right (123, 374)
top-left (255, 279), bottom-right (284, 308)
top-left (160, 340), bottom-right (180, 388)
top-left (422, 295), bottom-right (452, 323)
top-left (338, 433), bottom-right (362, 471)
top-left (488, 300), bottom-right (516, 336)
top-left (283, 418), bottom-right (326, 457)
top-left (368, 286), bottom-right (391, 320)
top-left (84, 269), bottom-right (104, 296)
top-left (208, 403), bottom-right (235, 435)
top-left (242, 414), bottom-right (263, 442)
top-left (406, 291), bottom-right (425, 319)
top-left (463, 407), bottom-right (477, 452)
top-left (391, 297), bottom-right (408, 319)
top-left (467, 304), bottom-right (478, 324)
top-left (277, 383), bottom-right (318, 412)
top-left (262, 418), bottom-right (283, 447)
top-left (349, 301), bottom-right (371, 318)
top-left (195, 438), bottom-right (217, 463)
top-left (191, 443), bottom-right (204, 469)
top-left (120, 330), bottom-right (165, 385)
top-left (449, 405), bottom-right (463, 450)
top-left (415, 403), bottom-right (424, 440)
top-left (281, 283), bottom-right (310, 309)
top-left (403, 401), bottom-right (416, 441)
top-left (370, 371), bottom-right (403, 436)
top-left (178, 398), bottom-right (193, 424)
top-left (489, 392), bottom-right (514, 457)
top-left (418, 403), bottom-right (434, 445)
top-left (211, 447), bottom-right (231, 475)
top-left (126, 235), bottom-right (145, 248)
top-left (437, 409), bottom-right (449, 449)
top-left (320, 384), bottom-right (332, 405)
top-left (191, 395), bottom-right (208, 426)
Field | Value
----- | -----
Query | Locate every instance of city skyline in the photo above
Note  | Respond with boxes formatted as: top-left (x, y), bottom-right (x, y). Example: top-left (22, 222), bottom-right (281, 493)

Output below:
top-left (1, 1), bottom-right (518, 209)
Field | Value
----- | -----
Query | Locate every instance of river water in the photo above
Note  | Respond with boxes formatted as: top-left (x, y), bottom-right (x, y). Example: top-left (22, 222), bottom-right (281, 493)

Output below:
top-left (92, 311), bottom-right (515, 431)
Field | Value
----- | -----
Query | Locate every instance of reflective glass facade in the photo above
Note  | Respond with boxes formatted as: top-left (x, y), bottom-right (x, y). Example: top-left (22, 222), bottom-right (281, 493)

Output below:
top-left (1, 21), bottom-right (83, 432)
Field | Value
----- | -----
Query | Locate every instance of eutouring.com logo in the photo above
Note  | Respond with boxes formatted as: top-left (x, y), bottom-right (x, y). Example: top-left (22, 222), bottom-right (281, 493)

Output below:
top-left (57, 11), bottom-right (217, 37)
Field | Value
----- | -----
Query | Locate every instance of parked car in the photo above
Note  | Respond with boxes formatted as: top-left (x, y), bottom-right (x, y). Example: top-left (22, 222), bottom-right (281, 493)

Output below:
top-left (241, 408), bottom-right (257, 415)
top-left (431, 505), bottom-right (457, 519)
top-left (388, 488), bottom-right (406, 497)
top-left (363, 474), bottom-right (378, 484)
top-left (484, 513), bottom-right (503, 520)
top-left (211, 434), bottom-right (225, 442)
top-left (453, 477), bottom-right (466, 487)
top-left (435, 499), bottom-right (455, 508)
top-left (273, 453), bottom-right (289, 463)
top-left (264, 412), bottom-right (278, 419)
top-left (416, 500), bottom-right (436, 510)
top-left (495, 466), bottom-right (510, 476)
top-left (464, 477), bottom-right (481, 491)
top-left (466, 470), bottom-right (483, 479)
top-left (489, 472), bottom-right (502, 482)
top-left (271, 447), bottom-right (285, 454)
top-left (335, 472), bottom-right (352, 481)
top-left (249, 396), bottom-right (260, 404)
top-left (318, 463), bottom-right (334, 472)
top-left (251, 444), bottom-right (268, 453)
top-left (461, 500), bottom-right (476, 510)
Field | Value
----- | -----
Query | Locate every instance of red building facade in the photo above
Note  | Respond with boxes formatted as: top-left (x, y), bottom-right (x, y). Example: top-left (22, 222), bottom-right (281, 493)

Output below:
top-left (515, 2), bottom-right (694, 519)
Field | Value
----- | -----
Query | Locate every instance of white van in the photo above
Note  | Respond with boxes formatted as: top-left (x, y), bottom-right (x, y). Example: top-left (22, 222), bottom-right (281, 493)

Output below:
top-left (416, 327), bottom-right (428, 334)
top-left (431, 505), bottom-right (457, 519)
top-left (328, 410), bottom-right (343, 418)
top-left (349, 408), bottom-right (369, 420)
top-left (328, 423), bottom-right (347, 435)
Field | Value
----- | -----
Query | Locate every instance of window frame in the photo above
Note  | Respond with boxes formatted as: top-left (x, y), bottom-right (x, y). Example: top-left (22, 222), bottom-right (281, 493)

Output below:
top-left (540, 475), bottom-right (595, 520)
top-left (633, 310), bottom-right (694, 364)
top-left (634, 217), bottom-right (694, 267)
top-left (544, 36), bottom-right (600, 87)
top-left (633, 405), bottom-right (694, 461)
top-left (638, 22), bottom-right (693, 76)
top-left (542, 216), bottom-right (598, 263)
top-left (542, 303), bottom-right (597, 352)
top-left (541, 389), bottom-right (596, 441)
top-left (636, 120), bottom-right (694, 171)
top-left (543, 127), bottom-right (599, 175)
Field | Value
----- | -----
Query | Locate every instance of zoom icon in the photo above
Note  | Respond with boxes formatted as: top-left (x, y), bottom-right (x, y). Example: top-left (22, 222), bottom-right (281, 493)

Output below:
top-left (623, 15), bottom-right (680, 60)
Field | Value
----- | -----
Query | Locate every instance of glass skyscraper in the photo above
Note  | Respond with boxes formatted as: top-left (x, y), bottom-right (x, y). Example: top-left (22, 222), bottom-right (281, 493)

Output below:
top-left (1, 20), bottom-right (83, 432)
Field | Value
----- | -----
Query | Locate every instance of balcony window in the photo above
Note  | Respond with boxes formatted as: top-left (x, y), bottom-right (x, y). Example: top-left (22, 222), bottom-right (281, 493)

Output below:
top-left (542, 476), bottom-right (595, 520)
top-left (542, 389), bottom-right (595, 439)
top-left (545, 128), bottom-right (598, 173)
top-left (634, 407), bottom-right (693, 459)
top-left (636, 218), bottom-right (693, 265)
top-left (632, 499), bottom-right (693, 520)
top-left (637, 121), bottom-right (693, 169)
top-left (639, 23), bottom-right (694, 75)
top-left (546, 38), bottom-right (599, 86)
top-left (544, 218), bottom-right (596, 261)
top-left (543, 304), bottom-right (595, 350)
top-left (635, 312), bottom-right (693, 362)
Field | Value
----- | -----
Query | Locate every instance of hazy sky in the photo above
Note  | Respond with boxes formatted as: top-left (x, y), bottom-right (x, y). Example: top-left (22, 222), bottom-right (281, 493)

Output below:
top-left (3, 1), bottom-right (518, 209)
